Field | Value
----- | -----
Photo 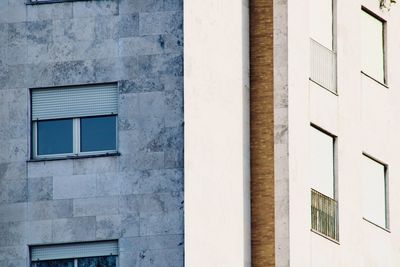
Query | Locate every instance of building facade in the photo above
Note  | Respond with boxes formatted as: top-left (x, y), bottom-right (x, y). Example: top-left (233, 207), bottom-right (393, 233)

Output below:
top-left (0, 0), bottom-right (184, 266)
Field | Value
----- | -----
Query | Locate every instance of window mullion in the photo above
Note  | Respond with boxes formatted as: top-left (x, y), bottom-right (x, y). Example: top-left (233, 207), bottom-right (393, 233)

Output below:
top-left (75, 258), bottom-right (78, 267)
top-left (73, 118), bottom-right (80, 155)
top-left (32, 121), bottom-right (38, 158)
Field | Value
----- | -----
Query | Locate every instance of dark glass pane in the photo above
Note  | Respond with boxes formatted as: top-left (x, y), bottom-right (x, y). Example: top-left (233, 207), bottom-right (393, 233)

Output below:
top-left (78, 256), bottom-right (117, 267)
top-left (37, 119), bottom-right (73, 155)
top-left (32, 259), bottom-right (74, 267)
top-left (80, 116), bottom-right (116, 152)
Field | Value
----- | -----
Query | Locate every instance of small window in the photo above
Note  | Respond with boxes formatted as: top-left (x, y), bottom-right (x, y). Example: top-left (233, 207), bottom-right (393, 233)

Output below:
top-left (31, 241), bottom-right (118, 267)
top-left (361, 9), bottom-right (386, 84)
top-left (362, 154), bottom-right (388, 229)
top-left (31, 84), bottom-right (118, 159)
top-left (309, 126), bottom-right (338, 241)
top-left (27, 0), bottom-right (85, 4)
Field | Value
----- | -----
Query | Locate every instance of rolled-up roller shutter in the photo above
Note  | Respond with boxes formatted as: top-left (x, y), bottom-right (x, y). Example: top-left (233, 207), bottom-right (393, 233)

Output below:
top-left (32, 83), bottom-right (118, 121)
top-left (31, 241), bottom-right (118, 261)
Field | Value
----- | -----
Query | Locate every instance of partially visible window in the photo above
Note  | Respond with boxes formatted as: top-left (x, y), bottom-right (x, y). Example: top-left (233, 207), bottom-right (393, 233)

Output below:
top-left (309, 126), bottom-right (338, 241)
top-left (362, 154), bottom-right (388, 229)
top-left (27, 0), bottom-right (85, 4)
top-left (31, 84), bottom-right (118, 159)
top-left (361, 9), bottom-right (386, 84)
top-left (310, 0), bottom-right (333, 50)
top-left (31, 241), bottom-right (118, 267)
top-left (309, 126), bottom-right (335, 198)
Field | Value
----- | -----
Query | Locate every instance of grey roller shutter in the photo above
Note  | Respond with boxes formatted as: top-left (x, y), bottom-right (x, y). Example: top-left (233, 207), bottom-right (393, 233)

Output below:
top-left (32, 84), bottom-right (118, 121)
top-left (31, 241), bottom-right (118, 261)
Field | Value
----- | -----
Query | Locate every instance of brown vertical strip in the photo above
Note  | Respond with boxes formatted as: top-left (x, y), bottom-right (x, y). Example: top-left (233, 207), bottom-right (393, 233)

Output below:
top-left (250, 0), bottom-right (275, 266)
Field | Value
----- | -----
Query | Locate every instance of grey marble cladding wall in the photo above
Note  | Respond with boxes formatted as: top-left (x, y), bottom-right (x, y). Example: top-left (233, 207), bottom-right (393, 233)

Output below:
top-left (0, 0), bottom-right (183, 266)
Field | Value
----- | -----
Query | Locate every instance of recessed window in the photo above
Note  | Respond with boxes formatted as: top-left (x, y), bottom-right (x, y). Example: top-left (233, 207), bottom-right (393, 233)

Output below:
top-left (27, 0), bottom-right (86, 4)
top-left (309, 126), bottom-right (338, 241)
top-left (362, 154), bottom-right (388, 229)
top-left (310, 0), bottom-right (333, 50)
top-left (361, 9), bottom-right (386, 84)
top-left (31, 241), bottom-right (118, 267)
top-left (31, 84), bottom-right (118, 159)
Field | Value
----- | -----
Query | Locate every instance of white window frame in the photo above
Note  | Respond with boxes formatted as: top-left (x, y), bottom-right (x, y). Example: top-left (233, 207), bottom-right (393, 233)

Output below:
top-left (309, 124), bottom-right (337, 200)
top-left (361, 7), bottom-right (387, 85)
top-left (32, 116), bottom-right (118, 160)
top-left (362, 153), bottom-right (389, 230)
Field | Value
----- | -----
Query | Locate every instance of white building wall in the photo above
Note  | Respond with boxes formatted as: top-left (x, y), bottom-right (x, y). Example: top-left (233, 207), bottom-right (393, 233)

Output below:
top-left (184, 1), bottom-right (251, 266)
top-left (288, 0), bottom-right (400, 266)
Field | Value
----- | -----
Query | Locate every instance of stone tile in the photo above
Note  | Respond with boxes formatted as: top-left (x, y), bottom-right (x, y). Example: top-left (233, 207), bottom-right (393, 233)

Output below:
top-left (27, 220), bottom-right (52, 244)
top-left (120, 214), bottom-right (140, 237)
top-left (27, 2), bottom-right (73, 21)
top-left (96, 173), bottom-right (121, 197)
top-left (0, 203), bottom-right (27, 223)
top-left (72, 1), bottom-right (119, 18)
top-left (119, 152), bottom-right (164, 172)
top-left (28, 199), bottom-right (73, 221)
top-left (163, 0), bottom-right (183, 11)
top-left (53, 17), bottom-right (95, 42)
top-left (53, 174), bottom-right (96, 200)
top-left (0, 246), bottom-right (26, 261)
top-left (27, 160), bottom-right (73, 178)
top-left (117, 14), bottom-right (139, 38)
top-left (51, 60), bottom-right (95, 86)
top-left (138, 53), bottom-right (183, 79)
top-left (73, 156), bottom-right (118, 175)
top-left (96, 215), bottom-right (121, 239)
top-left (139, 11), bottom-right (182, 35)
top-left (120, 169), bottom-right (183, 195)
top-left (28, 177), bottom-right (53, 201)
top-left (52, 216), bottom-right (96, 243)
top-left (73, 197), bottom-right (119, 217)
top-left (0, 162), bottom-right (26, 180)
top-left (0, 221), bottom-right (26, 246)
top-left (140, 211), bottom-right (183, 236)
top-left (27, 20), bottom-right (53, 45)
top-left (94, 15), bottom-right (117, 40)
top-left (0, 179), bottom-right (27, 204)
top-left (165, 90), bottom-right (183, 127)
top-left (137, 248), bottom-right (183, 267)
top-left (119, 234), bottom-right (183, 253)
top-left (119, 35), bottom-right (165, 57)
top-left (120, 0), bottom-right (163, 13)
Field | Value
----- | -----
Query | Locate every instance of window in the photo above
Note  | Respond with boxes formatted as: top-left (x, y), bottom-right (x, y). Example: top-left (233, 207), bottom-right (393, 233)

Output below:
top-left (31, 84), bottom-right (118, 159)
top-left (362, 154), bottom-right (388, 229)
top-left (361, 9), bottom-right (386, 84)
top-left (309, 0), bottom-right (336, 92)
top-left (309, 126), bottom-right (338, 241)
top-left (31, 241), bottom-right (118, 267)
top-left (310, 0), bottom-right (333, 50)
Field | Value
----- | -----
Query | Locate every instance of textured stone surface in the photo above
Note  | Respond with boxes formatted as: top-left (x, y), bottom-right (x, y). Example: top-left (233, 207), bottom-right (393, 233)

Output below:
top-left (0, 0), bottom-right (183, 265)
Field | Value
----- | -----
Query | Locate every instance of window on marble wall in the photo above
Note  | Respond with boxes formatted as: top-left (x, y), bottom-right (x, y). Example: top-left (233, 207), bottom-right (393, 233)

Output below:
top-left (31, 241), bottom-right (118, 267)
top-left (31, 83), bottom-right (118, 160)
top-left (362, 154), bottom-right (389, 230)
top-left (361, 8), bottom-right (386, 84)
top-left (309, 125), bottom-right (339, 241)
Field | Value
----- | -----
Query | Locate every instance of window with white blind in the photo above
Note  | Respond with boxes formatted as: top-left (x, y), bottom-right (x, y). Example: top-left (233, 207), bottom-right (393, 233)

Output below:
top-left (309, 0), bottom-right (333, 50)
top-left (31, 83), bottom-right (118, 159)
top-left (31, 241), bottom-right (118, 267)
top-left (362, 154), bottom-right (388, 229)
top-left (361, 9), bottom-right (386, 84)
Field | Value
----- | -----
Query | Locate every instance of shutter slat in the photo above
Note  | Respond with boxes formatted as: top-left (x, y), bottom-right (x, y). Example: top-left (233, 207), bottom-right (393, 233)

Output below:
top-left (32, 84), bottom-right (118, 121)
top-left (31, 241), bottom-right (118, 261)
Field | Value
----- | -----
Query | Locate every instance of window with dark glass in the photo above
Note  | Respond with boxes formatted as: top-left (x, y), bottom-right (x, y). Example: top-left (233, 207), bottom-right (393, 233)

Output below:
top-left (31, 84), bottom-right (118, 159)
top-left (31, 241), bottom-right (118, 267)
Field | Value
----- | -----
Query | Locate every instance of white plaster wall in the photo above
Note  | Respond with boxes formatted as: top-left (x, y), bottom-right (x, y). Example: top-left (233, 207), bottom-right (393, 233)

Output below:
top-left (184, 1), bottom-right (251, 266)
top-left (287, 0), bottom-right (400, 265)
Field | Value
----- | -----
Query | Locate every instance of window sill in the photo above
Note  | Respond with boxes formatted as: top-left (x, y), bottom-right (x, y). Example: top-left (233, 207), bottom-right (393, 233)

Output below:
top-left (361, 71), bottom-right (389, 89)
top-left (310, 229), bottom-right (340, 245)
top-left (27, 152), bottom-right (120, 162)
top-left (26, 0), bottom-right (86, 4)
top-left (309, 78), bottom-right (338, 96)
top-left (362, 217), bottom-right (390, 233)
